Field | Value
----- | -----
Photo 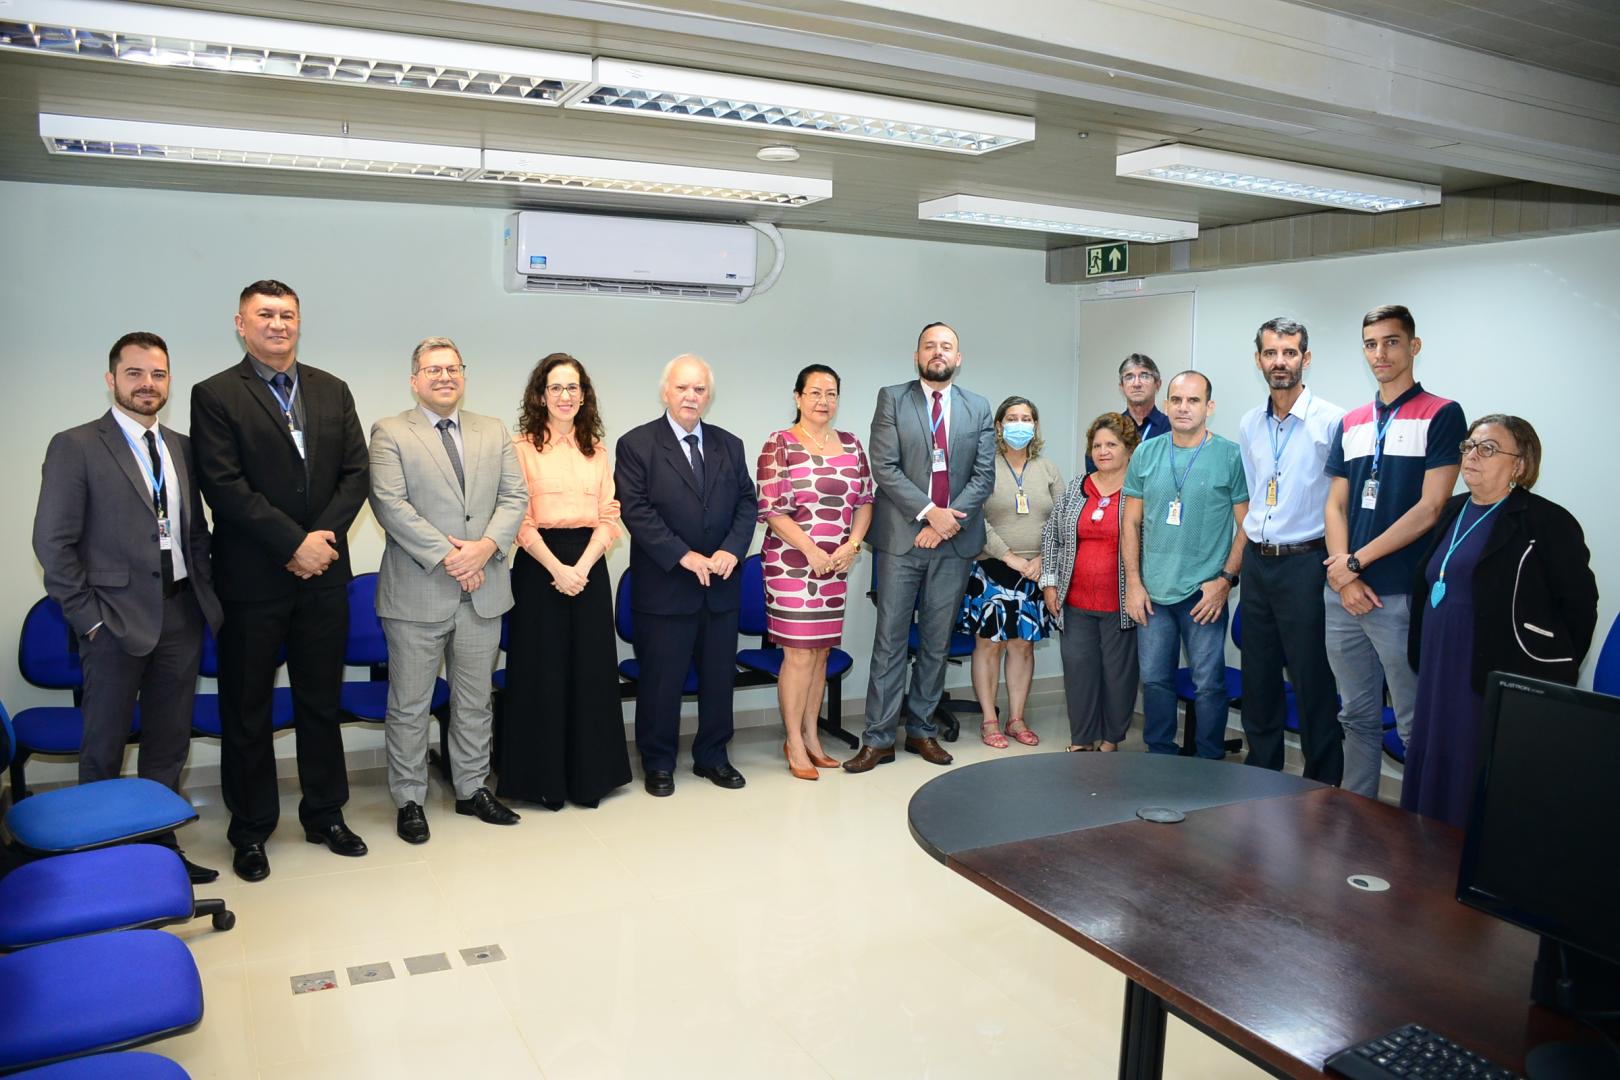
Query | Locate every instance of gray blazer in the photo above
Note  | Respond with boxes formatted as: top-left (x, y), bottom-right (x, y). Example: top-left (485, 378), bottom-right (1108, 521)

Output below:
top-left (33, 410), bottom-right (223, 653)
top-left (368, 408), bottom-right (528, 622)
top-left (867, 381), bottom-right (997, 558)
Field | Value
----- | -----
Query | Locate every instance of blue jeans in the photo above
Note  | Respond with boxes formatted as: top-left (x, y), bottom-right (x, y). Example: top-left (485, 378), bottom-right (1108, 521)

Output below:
top-left (1322, 587), bottom-right (1416, 798)
top-left (1139, 593), bottom-right (1231, 758)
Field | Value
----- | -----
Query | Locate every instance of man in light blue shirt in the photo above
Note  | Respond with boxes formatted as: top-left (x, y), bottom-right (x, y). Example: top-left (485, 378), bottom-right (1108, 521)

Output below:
top-left (1236, 318), bottom-right (1347, 782)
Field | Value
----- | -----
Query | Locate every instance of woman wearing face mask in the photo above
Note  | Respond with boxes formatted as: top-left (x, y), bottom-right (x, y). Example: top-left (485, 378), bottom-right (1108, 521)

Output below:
top-left (959, 396), bottom-right (1065, 747)
top-left (1403, 414), bottom-right (1596, 827)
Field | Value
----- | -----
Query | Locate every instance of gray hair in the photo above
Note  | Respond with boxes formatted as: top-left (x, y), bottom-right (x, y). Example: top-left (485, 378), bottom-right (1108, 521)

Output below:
top-left (660, 353), bottom-right (714, 394)
top-left (1254, 317), bottom-right (1309, 355)
top-left (411, 336), bottom-right (461, 372)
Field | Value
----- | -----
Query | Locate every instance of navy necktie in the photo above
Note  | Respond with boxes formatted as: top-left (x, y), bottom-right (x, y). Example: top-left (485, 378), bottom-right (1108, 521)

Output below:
top-left (684, 433), bottom-right (706, 494)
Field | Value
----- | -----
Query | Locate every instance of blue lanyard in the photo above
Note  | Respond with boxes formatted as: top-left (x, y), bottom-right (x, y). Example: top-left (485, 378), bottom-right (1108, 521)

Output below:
top-left (1429, 498), bottom-right (1506, 607)
top-left (119, 425), bottom-right (166, 516)
top-left (1001, 455), bottom-right (1026, 490)
top-left (1138, 416), bottom-right (1154, 440)
top-left (1169, 433), bottom-right (1210, 498)
top-left (930, 403), bottom-right (945, 437)
top-left (1371, 397), bottom-right (1400, 476)
top-left (267, 371), bottom-right (300, 429)
top-left (1268, 396), bottom-right (1303, 476)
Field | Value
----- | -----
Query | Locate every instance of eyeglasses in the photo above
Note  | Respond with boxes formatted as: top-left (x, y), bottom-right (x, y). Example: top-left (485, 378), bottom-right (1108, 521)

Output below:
top-left (546, 383), bottom-right (582, 398)
top-left (418, 364), bottom-right (466, 379)
top-left (1459, 439), bottom-right (1521, 460)
top-left (798, 389), bottom-right (839, 403)
top-left (1120, 372), bottom-right (1158, 384)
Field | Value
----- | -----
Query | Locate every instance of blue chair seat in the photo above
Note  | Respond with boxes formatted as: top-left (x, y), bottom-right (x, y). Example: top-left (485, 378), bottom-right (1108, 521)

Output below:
top-left (0, 930), bottom-right (203, 1073)
top-left (9, 1052), bottom-right (192, 1079)
top-left (191, 687), bottom-right (296, 737)
top-left (0, 846), bottom-right (192, 949)
top-left (340, 678), bottom-right (450, 722)
top-left (1174, 666), bottom-right (1243, 705)
top-left (11, 707), bottom-right (137, 756)
top-left (1383, 726), bottom-right (1406, 762)
top-left (736, 647), bottom-right (854, 679)
top-left (4, 779), bottom-right (196, 855)
top-left (1381, 705), bottom-right (1397, 730)
top-left (491, 669), bottom-right (506, 692)
top-left (616, 659), bottom-right (700, 694)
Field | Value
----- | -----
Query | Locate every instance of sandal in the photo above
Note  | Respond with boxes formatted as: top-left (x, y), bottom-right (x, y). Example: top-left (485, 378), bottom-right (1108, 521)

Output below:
top-left (1006, 717), bottom-right (1040, 746)
top-left (1065, 743), bottom-right (1097, 752)
top-left (981, 720), bottom-right (1010, 750)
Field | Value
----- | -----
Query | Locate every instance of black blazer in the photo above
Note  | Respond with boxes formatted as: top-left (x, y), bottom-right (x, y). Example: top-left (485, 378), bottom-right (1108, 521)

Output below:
top-left (190, 357), bottom-right (370, 603)
top-left (613, 416), bottom-right (756, 616)
top-left (1408, 487), bottom-right (1598, 693)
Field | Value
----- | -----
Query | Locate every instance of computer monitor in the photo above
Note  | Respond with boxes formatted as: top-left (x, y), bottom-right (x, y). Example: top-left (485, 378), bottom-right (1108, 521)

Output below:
top-left (1457, 673), bottom-right (1620, 1077)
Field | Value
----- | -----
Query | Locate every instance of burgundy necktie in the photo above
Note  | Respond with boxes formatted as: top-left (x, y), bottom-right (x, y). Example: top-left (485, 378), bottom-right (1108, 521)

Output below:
top-left (930, 389), bottom-right (950, 509)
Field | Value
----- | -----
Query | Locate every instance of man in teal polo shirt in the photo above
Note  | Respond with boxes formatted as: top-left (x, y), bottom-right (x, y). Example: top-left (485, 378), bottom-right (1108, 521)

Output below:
top-left (1123, 370), bottom-right (1249, 757)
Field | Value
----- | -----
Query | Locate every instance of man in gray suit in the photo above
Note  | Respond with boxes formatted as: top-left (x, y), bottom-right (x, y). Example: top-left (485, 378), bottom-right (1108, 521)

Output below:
top-left (33, 331), bottom-right (225, 881)
top-left (846, 322), bottom-right (997, 773)
top-left (368, 337), bottom-right (529, 843)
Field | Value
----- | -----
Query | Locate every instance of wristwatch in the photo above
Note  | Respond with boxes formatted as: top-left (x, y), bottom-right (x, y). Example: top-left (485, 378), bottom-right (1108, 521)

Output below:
top-left (1345, 554), bottom-right (1363, 574)
top-left (1217, 570), bottom-right (1240, 588)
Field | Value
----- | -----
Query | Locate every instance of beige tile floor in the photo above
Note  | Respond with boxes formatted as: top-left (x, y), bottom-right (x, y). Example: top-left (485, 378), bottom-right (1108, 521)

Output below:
top-left (154, 697), bottom-right (1316, 1080)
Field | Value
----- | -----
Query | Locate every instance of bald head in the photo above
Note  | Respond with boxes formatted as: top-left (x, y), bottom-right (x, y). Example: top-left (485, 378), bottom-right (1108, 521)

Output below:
top-left (662, 353), bottom-right (713, 432)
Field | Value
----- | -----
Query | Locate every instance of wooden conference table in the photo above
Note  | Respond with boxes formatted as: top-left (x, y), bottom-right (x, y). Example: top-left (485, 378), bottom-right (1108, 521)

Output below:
top-left (907, 753), bottom-right (1582, 1079)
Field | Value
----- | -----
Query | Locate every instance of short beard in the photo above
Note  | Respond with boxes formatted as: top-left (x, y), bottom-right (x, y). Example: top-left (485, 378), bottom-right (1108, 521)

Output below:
top-left (116, 388), bottom-right (165, 416)
top-left (1266, 369), bottom-right (1301, 389)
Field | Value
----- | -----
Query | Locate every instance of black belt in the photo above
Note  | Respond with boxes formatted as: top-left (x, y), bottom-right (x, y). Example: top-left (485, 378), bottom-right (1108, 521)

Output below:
top-left (1249, 538), bottom-right (1325, 557)
top-left (163, 577), bottom-right (191, 599)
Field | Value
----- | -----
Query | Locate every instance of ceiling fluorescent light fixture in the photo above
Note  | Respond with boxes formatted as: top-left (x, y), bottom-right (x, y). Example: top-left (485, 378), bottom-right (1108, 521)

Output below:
top-left (1116, 144), bottom-right (1439, 213)
top-left (570, 59), bottom-right (1033, 155)
top-left (39, 114), bottom-right (480, 180)
top-left (2, 0), bottom-right (590, 105)
top-left (476, 150), bottom-right (831, 207)
top-left (918, 194), bottom-right (1197, 243)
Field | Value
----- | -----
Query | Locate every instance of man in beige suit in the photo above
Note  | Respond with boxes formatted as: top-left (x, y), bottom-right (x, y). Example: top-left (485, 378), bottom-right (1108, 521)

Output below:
top-left (368, 337), bottom-right (529, 843)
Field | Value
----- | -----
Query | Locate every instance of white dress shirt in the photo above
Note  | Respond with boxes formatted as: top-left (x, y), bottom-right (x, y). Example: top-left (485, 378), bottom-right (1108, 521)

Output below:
top-left (110, 406), bottom-right (188, 581)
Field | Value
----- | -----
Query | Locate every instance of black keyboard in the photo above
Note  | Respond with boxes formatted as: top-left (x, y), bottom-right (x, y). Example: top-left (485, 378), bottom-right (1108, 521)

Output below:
top-left (1324, 1023), bottom-right (1522, 1080)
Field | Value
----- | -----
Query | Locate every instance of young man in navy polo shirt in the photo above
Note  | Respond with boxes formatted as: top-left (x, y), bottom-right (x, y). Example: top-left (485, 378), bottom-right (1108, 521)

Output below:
top-left (1322, 305), bottom-right (1464, 798)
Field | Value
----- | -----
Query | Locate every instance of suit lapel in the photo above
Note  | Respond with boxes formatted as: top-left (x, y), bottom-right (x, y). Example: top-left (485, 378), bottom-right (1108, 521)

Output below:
top-left (459, 413), bottom-right (482, 504)
top-left (97, 413), bottom-right (157, 520)
top-left (236, 357), bottom-right (302, 459)
top-left (406, 409), bottom-right (466, 504)
top-left (658, 421), bottom-right (701, 497)
top-left (295, 365), bottom-right (319, 467)
top-left (947, 386), bottom-right (974, 460)
top-left (161, 423), bottom-right (191, 524)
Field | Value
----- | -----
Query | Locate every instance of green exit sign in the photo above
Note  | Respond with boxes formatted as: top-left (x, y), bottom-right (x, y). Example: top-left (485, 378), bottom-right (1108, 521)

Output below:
top-left (1086, 242), bottom-right (1128, 278)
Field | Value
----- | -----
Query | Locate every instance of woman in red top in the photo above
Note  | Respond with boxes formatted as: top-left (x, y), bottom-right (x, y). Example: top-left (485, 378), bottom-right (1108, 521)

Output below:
top-left (1039, 413), bottom-right (1140, 751)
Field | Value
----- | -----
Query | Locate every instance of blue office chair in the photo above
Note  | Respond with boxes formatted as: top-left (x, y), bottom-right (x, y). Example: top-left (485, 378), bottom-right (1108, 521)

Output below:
top-left (490, 610), bottom-right (513, 693)
top-left (867, 555), bottom-right (979, 743)
top-left (338, 572), bottom-right (450, 722)
top-left (1593, 611), bottom-right (1620, 697)
top-left (7, 1052), bottom-right (192, 1079)
top-left (613, 567), bottom-right (700, 697)
top-left (9, 598), bottom-right (137, 801)
top-left (1172, 604), bottom-right (1244, 756)
top-left (0, 930), bottom-right (203, 1074)
top-left (189, 623), bottom-right (295, 739)
top-left (733, 554), bottom-right (858, 748)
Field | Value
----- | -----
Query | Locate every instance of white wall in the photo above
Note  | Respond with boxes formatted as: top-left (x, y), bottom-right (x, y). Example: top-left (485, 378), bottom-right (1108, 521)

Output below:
top-left (2, 180), bottom-right (1078, 784)
top-left (1075, 228), bottom-right (1620, 687)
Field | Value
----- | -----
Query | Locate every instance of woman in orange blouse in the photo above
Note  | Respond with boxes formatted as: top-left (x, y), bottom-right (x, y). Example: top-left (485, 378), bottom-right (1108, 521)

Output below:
top-left (497, 353), bottom-right (631, 809)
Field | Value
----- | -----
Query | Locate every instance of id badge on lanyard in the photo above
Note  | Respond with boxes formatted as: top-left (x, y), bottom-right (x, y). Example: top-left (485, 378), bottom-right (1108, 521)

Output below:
top-left (1166, 499), bottom-right (1182, 526)
top-left (1361, 478), bottom-right (1379, 510)
top-left (290, 426), bottom-right (306, 459)
top-left (931, 447), bottom-right (947, 473)
top-left (156, 515), bottom-right (173, 551)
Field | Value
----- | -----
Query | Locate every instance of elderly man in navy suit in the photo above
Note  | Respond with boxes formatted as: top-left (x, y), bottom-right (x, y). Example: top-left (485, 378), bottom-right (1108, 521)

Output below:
top-left (614, 354), bottom-right (756, 797)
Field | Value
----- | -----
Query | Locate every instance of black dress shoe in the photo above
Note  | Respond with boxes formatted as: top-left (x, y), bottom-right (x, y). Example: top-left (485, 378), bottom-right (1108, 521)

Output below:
top-left (179, 852), bottom-right (219, 885)
top-left (304, 822), bottom-right (369, 857)
top-left (232, 843), bottom-right (270, 883)
top-left (455, 788), bottom-right (521, 825)
top-left (396, 802), bottom-right (430, 844)
top-left (644, 770), bottom-right (675, 797)
top-left (693, 762), bottom-right (747, 789)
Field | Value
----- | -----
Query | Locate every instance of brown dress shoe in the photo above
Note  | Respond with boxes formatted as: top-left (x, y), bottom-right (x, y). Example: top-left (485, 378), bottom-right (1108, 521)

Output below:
top-left (841, 745), bottom-right (896, 773)
top-left (904, 736), bottom-right (954, 766)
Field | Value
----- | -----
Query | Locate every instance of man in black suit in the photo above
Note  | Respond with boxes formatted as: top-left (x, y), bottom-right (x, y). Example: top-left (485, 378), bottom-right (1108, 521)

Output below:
top-left (614, 354), bottom-right (756, 797)
top-left (33, 331), bottom-right (224, 883)
top-left (190, 280), bottom-right (370, 881)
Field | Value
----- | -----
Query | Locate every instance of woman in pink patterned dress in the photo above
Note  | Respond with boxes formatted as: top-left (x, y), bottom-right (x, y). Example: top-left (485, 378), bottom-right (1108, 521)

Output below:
top-left (756, 364), bottom-right (873, 780)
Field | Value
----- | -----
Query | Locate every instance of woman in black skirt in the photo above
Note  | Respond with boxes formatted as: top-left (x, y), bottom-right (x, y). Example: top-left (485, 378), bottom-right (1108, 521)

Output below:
top-left (497, 353), bottom-right (631, 809)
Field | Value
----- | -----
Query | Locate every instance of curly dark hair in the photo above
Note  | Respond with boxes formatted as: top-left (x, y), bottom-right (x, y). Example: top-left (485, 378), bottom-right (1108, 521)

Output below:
top-left (516, 352), bottom-right (604, 457)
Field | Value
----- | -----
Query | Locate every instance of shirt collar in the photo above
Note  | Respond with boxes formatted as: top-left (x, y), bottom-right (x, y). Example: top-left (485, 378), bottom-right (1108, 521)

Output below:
top-left (1376, 381), bottom-right (1424, 414)
top-left (110, 406), bottom-right (160, 443)
top-left (1267, 387), bottom-right (1312, 424)
top-left (421, 405), bottom-right (460, 430)
top-left (246, 352), bottom-right (298, 385)
top-left (918, 379), bottom-right (954, 401)
top-left (666, 411), bottom-right (703, 444)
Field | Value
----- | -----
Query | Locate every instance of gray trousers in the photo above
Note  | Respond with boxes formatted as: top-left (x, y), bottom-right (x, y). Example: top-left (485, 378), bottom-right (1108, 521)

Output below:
top-left (1060, 607), bottom-right (1138, 746)
top-left (1322, 586), bottom-right (1417, 798)
top-left (863, 549), bottom-right (974, 748)
top-left (381, 602), bottom-right (502, 805)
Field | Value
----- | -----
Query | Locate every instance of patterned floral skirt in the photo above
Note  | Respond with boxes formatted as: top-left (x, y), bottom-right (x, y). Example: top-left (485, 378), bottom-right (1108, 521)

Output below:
top-left (958, 559), bottom-right (1055, 642)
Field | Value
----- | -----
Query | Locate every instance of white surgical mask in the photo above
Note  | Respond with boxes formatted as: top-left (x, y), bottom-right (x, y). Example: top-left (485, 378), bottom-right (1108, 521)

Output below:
top-left (1002, 421), bottom-right (1035, 449)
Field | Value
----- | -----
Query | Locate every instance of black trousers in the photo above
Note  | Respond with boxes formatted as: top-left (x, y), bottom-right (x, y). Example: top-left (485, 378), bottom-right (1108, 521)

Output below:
top-left (498, 535), bottom-right (631, 805)
top-left (1239, 543), bottom-right (1344, 784)
top-left (633, 606), bottom-right (739, 772)
top-left (217, 586), bottom-right (349, 847)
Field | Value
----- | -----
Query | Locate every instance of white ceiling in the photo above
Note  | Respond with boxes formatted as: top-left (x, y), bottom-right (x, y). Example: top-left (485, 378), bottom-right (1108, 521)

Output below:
top-left (1, 0), bottom-right (1616, 250)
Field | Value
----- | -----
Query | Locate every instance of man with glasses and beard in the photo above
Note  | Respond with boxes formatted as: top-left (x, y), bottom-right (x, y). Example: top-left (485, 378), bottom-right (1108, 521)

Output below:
top-left (34, 331), bottom-right (224, 883)
top-left (1235, 318), bottom-right (1346, 782)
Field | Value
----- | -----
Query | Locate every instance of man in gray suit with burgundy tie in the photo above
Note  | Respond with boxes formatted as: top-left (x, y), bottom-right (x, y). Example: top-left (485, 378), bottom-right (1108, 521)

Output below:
top-left (33, 331), bottom-right (224, 882)
top-left (846, 322), bottom-right (997, 773)
top-left (368, 337), bottom-right (529, 843)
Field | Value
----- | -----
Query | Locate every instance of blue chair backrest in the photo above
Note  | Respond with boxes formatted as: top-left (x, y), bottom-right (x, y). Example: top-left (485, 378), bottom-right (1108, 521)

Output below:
top-left (1, 702), bottom-right (14, 770)
top-left (615, 567), bottom-right (634, 645)
top-left (738, 555), bottom-right (767, 638)
top-left (500, 610), bottom-right (511, 653)
top-left (345, 572), bottom-right (388, 666)
top-left (18, 597), bottom-right (82, 690)
top-left (1231, 605), bottom-right (1243, 649)
top-left (1594, 612), bottom-right (1620, 697)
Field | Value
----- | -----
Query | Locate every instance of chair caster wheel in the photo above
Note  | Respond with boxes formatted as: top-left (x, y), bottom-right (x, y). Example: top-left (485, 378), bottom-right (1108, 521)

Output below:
top-left (212, 910), bottom-right (237, 932)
